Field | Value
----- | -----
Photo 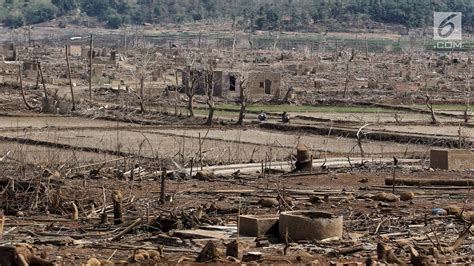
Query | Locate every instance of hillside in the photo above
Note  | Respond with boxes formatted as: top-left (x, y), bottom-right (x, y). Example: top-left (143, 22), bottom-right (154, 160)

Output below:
top-left (0, 0), bottom-right (473, 33)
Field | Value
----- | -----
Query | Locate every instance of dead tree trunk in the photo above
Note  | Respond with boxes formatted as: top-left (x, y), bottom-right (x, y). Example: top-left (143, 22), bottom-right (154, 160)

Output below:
top-left (160, 170), bottom-right (166, 204)
top-left (37, 62), bottom-right (48, 104)
top-left (174, 70), bottom-right (179, 116)
top-left (139, 75), bottom-right (146, 113)
top-left (89, 34), bottom-right (93, 102)
top-left (35, 62), bottom-right (40, 91)
top-left (356, 124), bottom-right (369, 158)
top-left (232, 29), bottom-right (237, 60)
top-left (18, 65), bottom-right (33, 110)
top-left (365, 37), bottom-right (368, 58)
top-left (101, 187), bottom-right (107, 224)
top-left (237, 76), bottom-right (248, 126)
top-left (185, 69), bottom-right (197, 118)
top-left (207, 107), bottom-right (215, 125)
top-left (343, 62), bottom-right (350, 98)
top-left (422, 69), bottom-right (438, 124)
top-left (187, 94), bottom-right (194, 117)
top-left (112, 190), bottom-right (123, 224)
top-left (425, 93), bottom-right (438, 124)
top-left (65, 45), bottom-right (76, 111)
top-left (464, 75), bottom-right (471, 123)
top-left (206, 71), bottom-right (215, 125)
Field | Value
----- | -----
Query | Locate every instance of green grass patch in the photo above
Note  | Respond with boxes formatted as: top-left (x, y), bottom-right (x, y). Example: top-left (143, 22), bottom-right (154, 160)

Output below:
top-left (215, 104), bottom-right (394, 114)
top-left (412, 104), bottom-right (473, 111)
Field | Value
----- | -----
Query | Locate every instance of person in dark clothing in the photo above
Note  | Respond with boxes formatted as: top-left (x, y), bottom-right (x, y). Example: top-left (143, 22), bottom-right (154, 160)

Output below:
top-left (282, 112), bottom-right (290, 123)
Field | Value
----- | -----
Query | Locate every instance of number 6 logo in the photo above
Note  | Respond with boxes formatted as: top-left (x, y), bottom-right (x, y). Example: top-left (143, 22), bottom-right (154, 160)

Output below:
top-left (434, 12), bottom-right (462, 41)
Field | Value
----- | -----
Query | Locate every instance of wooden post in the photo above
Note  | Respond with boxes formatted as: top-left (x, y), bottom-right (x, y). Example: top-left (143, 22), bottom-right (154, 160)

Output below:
top-left (0, 214), bottom-right (4, 239)
top-left (65, 45), bottom-right (76, 111)
top-left (18, 65), bottom-right (33, 110)
top-left (28, 27), bottom-right (31, 47)
top-left (174, 70), bottom-right (178, 116)
top-left (343, 62), bottom-right (350, 98)
top-left (35, 64), bottom-right (40, 90)
top-left (101, 187), bottom-right (107, 224)
top-left (189, 158), bottom-right (194, 178)
top-left (37, 61), bottom-right (48, 103)
top-left (71, 202), bottom-right (79, 221)
top-left (237, 199), bottom-right (241, 241)
top-left (365, 37), bottom-right (369, 58)
top-left (112, 190), bottom-right (123, 224)
top-left (199, 132), bottom-right (203, 170)
top-left (392, 157), bottom-right (398, 193)
top-left (232, 29), bottom-right (237, 60)
top-left (160, 170), bottom-right (166, 204)
top-left (198, 33), bottom-right (201, 48)
top-left (89, 34), bottom-right (93, 102)
top-left (139, 75), bottom-right (145, 112)
top-left (124, 29), bottom-right (127, 49)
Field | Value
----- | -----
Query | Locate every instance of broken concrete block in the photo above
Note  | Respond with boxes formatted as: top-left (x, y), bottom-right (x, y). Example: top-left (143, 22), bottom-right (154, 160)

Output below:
top-left (430, 149), bottom-right (474, 171)
top-left (259, 198), bottom-right (279, 208)
top-left (0, 244), bottom-right (53, 266)
top-left (239, 215), bottom-right (279, 237)
top-left (129, 249), bottom-right (161, 263)
top-left (296, 251), bottom-right (317, 263)
top-left (242, 251), bottom-right (262, 262)
top-left (461, 211), bottom-right (474, 222)
top-left (295, 144), bottom-right (312, 171)
top-left (279, 211), bottom-right (343, 242)
top-left (195, 170), bottom-right (215, 180)
top-left (256, 237), bottom-right (270, 247)
top-left (309, 196), bottom-right (324, 204)
top-left (444, 205), bottom-right (462, 216)
top-left (296, 144), bottom-right (310, 161)
top-left (398, 191), bottom-right (415, 201)
top-left (225, 240), bottom-right (248, 259)
top-left (86, 258), bottom-right (101, 266)
top-left (373, 192), bottom-right (400, 202)
top-left (196, 241), bottom-right (221, 262)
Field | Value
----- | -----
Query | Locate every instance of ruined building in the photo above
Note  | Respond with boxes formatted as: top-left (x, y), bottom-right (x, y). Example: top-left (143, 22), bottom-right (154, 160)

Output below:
top-left (181, 67), bottom-right (281, 98)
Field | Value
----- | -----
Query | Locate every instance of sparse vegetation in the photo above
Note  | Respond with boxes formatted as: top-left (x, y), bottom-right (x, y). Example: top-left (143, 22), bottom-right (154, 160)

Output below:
top-left (1, 0), bottom-right (473, 31)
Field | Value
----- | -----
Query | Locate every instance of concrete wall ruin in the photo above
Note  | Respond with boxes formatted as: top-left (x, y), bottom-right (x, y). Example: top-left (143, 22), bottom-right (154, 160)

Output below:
top-left (430, 149), bottom-right (474, 171)
top-left (181, 67), bottom-right (281, 98)
top-left (247, 72), bottom-right (281, 98)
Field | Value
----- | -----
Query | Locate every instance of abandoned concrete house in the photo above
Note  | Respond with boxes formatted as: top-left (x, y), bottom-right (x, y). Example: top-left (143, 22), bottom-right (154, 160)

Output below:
top-left (180, 67), bottom-right (281, 98)
top-left (0, 43), bottom-right (17, 61)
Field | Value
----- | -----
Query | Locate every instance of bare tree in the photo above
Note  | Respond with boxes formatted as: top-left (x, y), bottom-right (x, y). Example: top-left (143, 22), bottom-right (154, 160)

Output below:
top-left (464, 71), bottom-right (471, 123)
top-left (139, 74), bottom-right (146, 113)
top-left (232, 27), bottom-right (237, 60)
top-left (37, 61), bottom-right (48, 105)
top-left (237, 74), bottom-right (248, 126)
top-left (343, 61), bottom-right (350, 99)
top-left (18, 64), bottom-right (33, 110)
top-left (424, 77), bottom-right (438, 124)
top-left (420, 64), bottom-right (438, 124)
top-left (184, 67), bottom-right (200, 118)
top-left (179, 52), bottom-right (200, 118)
top-left (89, 34), bottom-right (93, 102)
top-left (356, 124), bottom-right (369, 158)
top-left (205, 60), bottom-right (217, 125)
top-left (65, 45), bottom-right (76, 111)
top-left (134, 42), bottom-right (155, 113)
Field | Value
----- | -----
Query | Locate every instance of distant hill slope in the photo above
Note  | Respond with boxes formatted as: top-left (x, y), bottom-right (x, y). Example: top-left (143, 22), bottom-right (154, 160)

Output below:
top-left (1, 0), bottom-right (472, 33)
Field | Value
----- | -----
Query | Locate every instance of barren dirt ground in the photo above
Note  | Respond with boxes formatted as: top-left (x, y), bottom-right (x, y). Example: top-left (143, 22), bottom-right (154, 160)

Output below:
top-left (0, 24), bottom-right (473, 265)
top-left (0, 111), bottom-right (472, 265)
